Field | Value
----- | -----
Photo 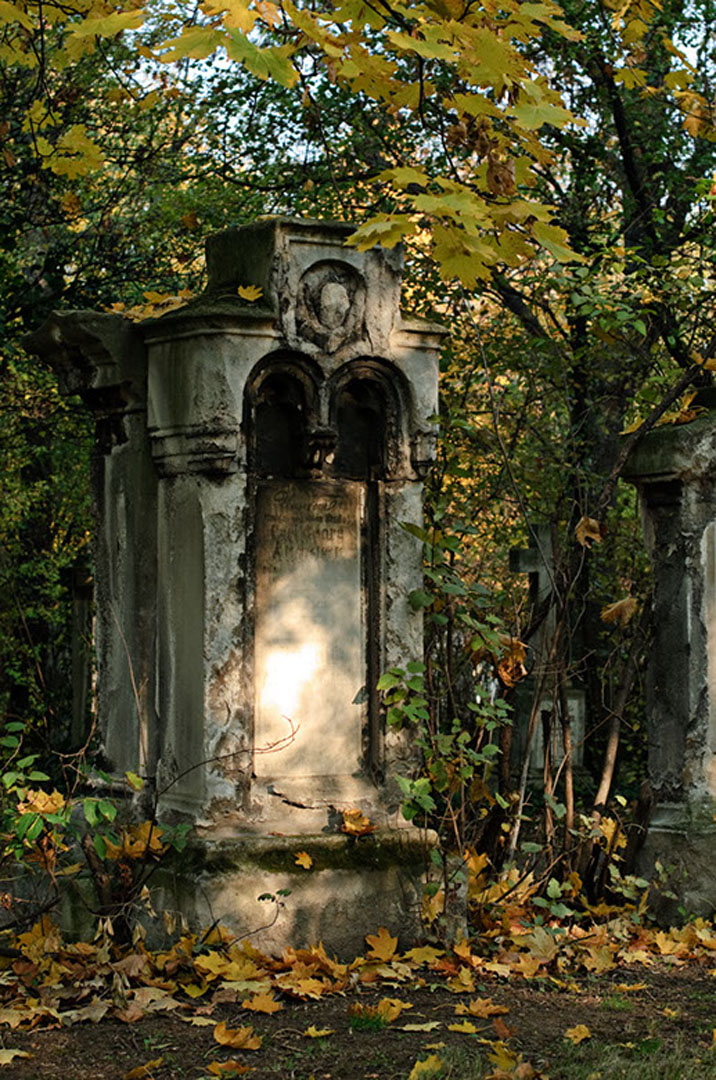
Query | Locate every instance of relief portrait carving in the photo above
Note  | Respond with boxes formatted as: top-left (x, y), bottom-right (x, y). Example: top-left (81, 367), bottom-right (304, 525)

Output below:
top-left (296, 260), bottom-right (366, 352)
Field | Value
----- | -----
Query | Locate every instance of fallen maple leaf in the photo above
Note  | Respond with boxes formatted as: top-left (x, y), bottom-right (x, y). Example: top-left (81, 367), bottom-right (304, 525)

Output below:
top-left (294, 851), bottom-right (313, 869)
top-left (124, 1058), bottom-right (164, 1080)
top-left (0, 1049), bottom-right (30, 1064)
top-left (492, 1016), bottom-right (516, 1040)
top-left (241, 992), bottom-right (282, 1014)
top-left (303, 1025), bottom-right (335, 1038)
top-left (365, 927), bottom-right (398, 962)
top-left (488, 1042), bottom-right (520, 1071)
top-left (214, 1022), bottom-right (263, 1050)
top-left (207, 1062), bottom-right (254, 1075)
top-left (341, 808), bottom-right (376, 836)
top-left (564, 1023), bottom-right (591, 1044)
top-left (447, 967), bottom-right (476, 994)
top-left (376, 997), bottom-right (413, 1022)
top-left (114, 1001), bottom-right (145, 1023)
top-left (403, 945), bottom-right (444, 966)
top-left (575, 515), bottom-right (602, 548)
top-left (448, 1019), bottom-right (479, 1034)
top-left (408, 1054), bottom-right (444, 1079)
top-left (237, 284), bottom-right (263, 302)
top-left (399, 1021), bottom-right (441, 1032)
top-left (456, 998), bottom-right (509, 1019)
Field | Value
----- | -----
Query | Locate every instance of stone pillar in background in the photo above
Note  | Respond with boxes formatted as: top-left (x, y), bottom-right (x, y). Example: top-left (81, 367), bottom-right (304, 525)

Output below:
top-left (26, 218), bottom-right (444, 953)
top-left (625, 411), bottom-right (716, 912)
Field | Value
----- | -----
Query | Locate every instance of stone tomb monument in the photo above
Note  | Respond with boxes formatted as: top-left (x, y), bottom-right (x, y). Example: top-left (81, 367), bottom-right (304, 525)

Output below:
top-left (625, 409), bottom-right (716, 913)
top-left (27, 218), bottom-right (443, 952)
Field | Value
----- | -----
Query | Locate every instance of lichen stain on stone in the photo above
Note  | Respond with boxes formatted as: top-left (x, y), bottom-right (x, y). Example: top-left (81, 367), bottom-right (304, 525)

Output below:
top-left (208, 650), bottom-right (243, 727)
top-left (214, 732), bottom-right (249, 780)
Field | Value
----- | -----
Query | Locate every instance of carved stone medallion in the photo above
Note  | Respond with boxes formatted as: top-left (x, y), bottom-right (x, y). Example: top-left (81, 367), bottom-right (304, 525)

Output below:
top-left (295, 260), bottom-right (366, 352)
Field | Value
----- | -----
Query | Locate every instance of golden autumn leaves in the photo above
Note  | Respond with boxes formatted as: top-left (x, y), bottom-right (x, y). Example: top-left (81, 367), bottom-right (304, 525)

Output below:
top-left (574, 516), bottom-right (638, 628)
top-left (4, 909), bottom-right (716, 1077)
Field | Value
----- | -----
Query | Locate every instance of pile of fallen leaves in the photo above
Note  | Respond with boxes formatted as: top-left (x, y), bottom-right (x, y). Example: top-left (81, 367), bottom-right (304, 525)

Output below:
top-left (3, 906), bottom-right (716, 1077)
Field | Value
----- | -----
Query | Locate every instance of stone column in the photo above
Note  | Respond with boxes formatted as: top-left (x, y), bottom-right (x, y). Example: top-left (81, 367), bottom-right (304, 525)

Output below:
top-left (625, 410), bottom-right (716, 911)
top-left (24, 313), bottom-right (159, 782)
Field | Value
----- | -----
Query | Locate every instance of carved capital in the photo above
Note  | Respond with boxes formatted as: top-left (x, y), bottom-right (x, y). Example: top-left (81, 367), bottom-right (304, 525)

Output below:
top-left (23, 311), bottom-right (146, 410)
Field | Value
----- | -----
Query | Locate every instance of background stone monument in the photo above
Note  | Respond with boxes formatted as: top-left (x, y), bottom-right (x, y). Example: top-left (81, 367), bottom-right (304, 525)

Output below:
top-left (625, 409), bottom-right (716, 912)
top-left (26, 218), bottom-right (444, 953)
top-left (509, 524), bottom-right (585, 777)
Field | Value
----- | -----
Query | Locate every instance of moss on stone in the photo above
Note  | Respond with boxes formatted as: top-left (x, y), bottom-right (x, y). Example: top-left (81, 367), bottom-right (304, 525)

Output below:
top-left (166, 829), bottom-right (429, 878)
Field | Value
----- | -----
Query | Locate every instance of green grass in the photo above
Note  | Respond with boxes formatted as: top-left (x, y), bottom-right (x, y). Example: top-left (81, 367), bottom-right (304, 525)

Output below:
top-left (601, 995), bottom-right (636, 1011)
top-left (549, 1035), bottom-right (716, 1080)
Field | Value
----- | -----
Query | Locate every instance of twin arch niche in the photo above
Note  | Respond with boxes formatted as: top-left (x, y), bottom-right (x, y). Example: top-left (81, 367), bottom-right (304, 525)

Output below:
top-left (247, 357), bottom-right (405, 783)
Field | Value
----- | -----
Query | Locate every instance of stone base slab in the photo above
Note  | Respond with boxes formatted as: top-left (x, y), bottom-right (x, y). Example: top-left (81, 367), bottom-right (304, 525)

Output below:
top-left (152, 829), bottom-right (429, 957)
top-left (637, 821), bottom-right (716, 921)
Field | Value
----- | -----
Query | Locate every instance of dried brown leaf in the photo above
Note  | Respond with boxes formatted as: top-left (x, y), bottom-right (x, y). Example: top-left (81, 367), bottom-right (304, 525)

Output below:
top-left (600, 596), bottom-right (638, 627)
top-left (575, 516), bottom-right (602, 548)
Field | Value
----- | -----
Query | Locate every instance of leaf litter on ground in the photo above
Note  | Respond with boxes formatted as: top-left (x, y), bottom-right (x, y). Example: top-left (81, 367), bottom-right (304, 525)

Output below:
top-left (4, 899), bottom-right (716, 1077)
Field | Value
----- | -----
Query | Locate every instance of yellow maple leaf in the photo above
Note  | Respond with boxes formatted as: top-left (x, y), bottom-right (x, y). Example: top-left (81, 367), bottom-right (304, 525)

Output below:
top-left (614, 983), bottom-right (647, 993)
top-left (601, 597), bottom-right (638, 627)
top-left (303, 1025), bottom-right (335, 1038)
top-left (207, 1063), bottom-right (254, 1076)
top-left (0, 1050), bottom-right (31, 1064)
top-left (237, 284), bottom-right (263, 301)
top-left (456, 997), bottom-right (509, 1018)
top-left (124, 1059), bottom-right (164, 1080)
top-left (403, 945), bottom-right (444, 966)
top-left (365, 926), bottom-right (398, 962)
top-left (341, 807), bottom-right (376, 836)
top-left (17, 788), bottom-right (65, 816)
top-left (565, 1023), bottom-right (591, 1044)
top-left (511, 953), bottom-right (542, 979)
top-left (448, 1019), bottom-right (479, 1033)
top-left (447, 967), bottom-right (476, 994)
top-left (487, 1042), bottom-right (519, 1070)
top-left (376, 997), bottom-right (413, 1022)
top-left (213, 1022), bottom-right (262, 1050)
top-left (103, 821), bottom-right (165, 861)
top-left (241, 992), bottom-right (282, 1014)
top-left (294, 851), bottom-right (313, 870)
top-left (575, 515), bottom-right (602, 548)
top-left (408, 1054), bottom-right (444, 1080)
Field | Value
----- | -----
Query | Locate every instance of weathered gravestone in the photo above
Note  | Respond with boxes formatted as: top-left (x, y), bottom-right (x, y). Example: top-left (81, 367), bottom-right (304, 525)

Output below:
top-left (624, 408), bottom-right (716, 912)
top-left (26, 218), bottom-right (444, 953)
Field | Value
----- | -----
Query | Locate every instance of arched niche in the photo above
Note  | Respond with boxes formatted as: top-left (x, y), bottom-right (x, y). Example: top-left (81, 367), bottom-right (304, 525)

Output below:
top-left (244, 354), bottom-right (320, 478)
top-left (328, 359), bottom-right (406, 482)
